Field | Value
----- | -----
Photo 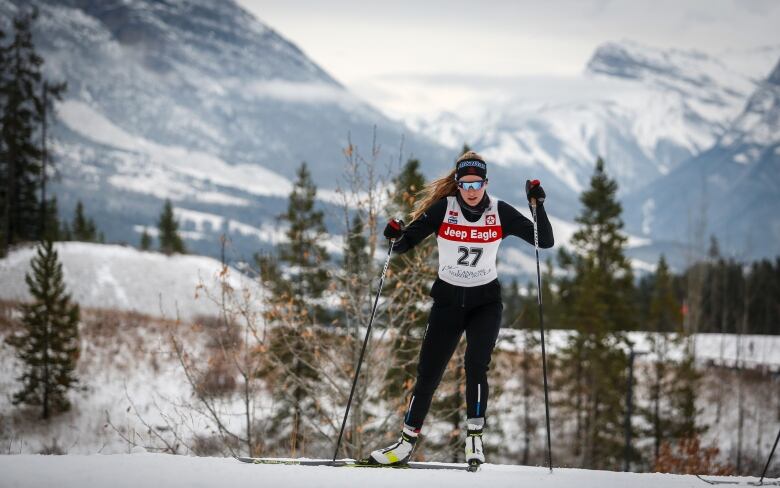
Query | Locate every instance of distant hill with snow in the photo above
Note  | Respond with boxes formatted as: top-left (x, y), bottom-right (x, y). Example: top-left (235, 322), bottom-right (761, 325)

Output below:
top-left (0, 241), bottom-right (260, 319)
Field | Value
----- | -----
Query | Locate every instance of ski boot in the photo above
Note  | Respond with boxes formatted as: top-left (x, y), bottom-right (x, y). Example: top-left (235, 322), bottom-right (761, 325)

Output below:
top-left (365, 424), bottom-right (419, 466)
top-left (465, 418), bottom-right (485, 472)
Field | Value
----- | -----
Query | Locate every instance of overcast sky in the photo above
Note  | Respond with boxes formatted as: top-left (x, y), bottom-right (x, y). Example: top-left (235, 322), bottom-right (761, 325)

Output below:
top-left (237, 0), bottom-right (780, 116)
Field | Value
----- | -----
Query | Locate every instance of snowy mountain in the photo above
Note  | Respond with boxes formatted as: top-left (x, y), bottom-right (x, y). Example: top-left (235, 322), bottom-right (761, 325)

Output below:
top-left (411, 41), bottom-right (768, 204)
top-left (0, 0), bottom-right (452, 259)
top-left (586, 41), bottom-right (757, 165)
top-left (408, 40), bottom-right (780, 262)
top-left (0, 241), bottom-right (260, 319)
top-left (623, 58), bottom-right (780, 259)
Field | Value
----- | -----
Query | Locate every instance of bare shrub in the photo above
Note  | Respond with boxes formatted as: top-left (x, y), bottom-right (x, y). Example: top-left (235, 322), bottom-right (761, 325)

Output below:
top-left (194, 354), bottom-right (237, 398)
top-left (654, 435), bottom-right (734, 475)
top-left (38, 438), bottom-right (65, 455)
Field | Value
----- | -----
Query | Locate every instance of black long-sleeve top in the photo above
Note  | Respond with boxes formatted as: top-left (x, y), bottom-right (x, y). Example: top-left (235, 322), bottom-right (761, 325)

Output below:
top-left (392, 195), bottom-right (554, 254)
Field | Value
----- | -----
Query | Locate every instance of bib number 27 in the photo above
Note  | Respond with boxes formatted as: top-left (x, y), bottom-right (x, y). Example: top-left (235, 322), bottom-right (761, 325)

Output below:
top-left (456, 246), bottom-right (483, 267)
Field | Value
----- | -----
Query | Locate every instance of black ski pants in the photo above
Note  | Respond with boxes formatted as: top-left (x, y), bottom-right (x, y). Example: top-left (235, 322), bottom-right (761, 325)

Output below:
top-left (404, 278), bottom-right (503, 430)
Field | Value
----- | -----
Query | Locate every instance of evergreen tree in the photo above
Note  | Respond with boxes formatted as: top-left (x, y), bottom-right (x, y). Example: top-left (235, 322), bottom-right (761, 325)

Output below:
top-left (70, 201), bottom-right (99, 242)
top-left (6, 239), bottom-right (80, 419)
top-left (746, 259), bottom-right (777, 335)
top-left (339, 210), bottom-right (375, 454)
top-left (521, 258), bottom-right (560, 330)
top-left (0, 10), bottom-right (44, 255)
top-left (40, 195), bottom-right (63, 242)
top-left (668, 343), bottom-right (703, 440)
top-left (36, 80), bottom-right (66, 241)
top-left (641, 255), bottom-right (690, 463)
top-left (344, 213), bottom-right (369, 280)
top-left (501, 279), bottom-right (525, 329)
top-left (157, 199), bottom-right (186, 254)
top-left (255, 162), bottom-right (329, 456)
top-left (277, 162), bottom-right (329, 320)
top-left (556, 157), bottom-right (635, 470)
top-left (383, 158), bottom-right (431, 400)
top-left (139, 228), bottom-right (152, 251)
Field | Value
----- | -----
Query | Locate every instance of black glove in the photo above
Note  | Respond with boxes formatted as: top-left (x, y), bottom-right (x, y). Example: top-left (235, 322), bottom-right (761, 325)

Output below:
top-left (383, 218), bottom-right (405, 240)
top-left (525, 179), bottom-right (546, 205)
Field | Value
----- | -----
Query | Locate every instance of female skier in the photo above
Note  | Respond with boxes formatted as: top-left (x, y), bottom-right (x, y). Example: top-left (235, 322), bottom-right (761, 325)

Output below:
top-left (368, 150), bottom-right (554, 467)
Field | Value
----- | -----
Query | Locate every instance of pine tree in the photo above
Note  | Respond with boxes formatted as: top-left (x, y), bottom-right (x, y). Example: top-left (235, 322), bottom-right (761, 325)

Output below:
top-left (0, 10), bottom-right (44, 255)
top-left (521, 258), bottom-right (559, 330)
top-left (6, 239), bottom-right (80, 419)
top-left (383, 158), bottom-right (431, 401)
top-left (71, 201), bottom-right (99, 242)
top-left (277, 162), bottom-right (329, 321)
top-left (556, 157), bottom-right (635, 470)
top-left (139, 228), bottom-right (152, 251)
top-left (641, 255), bottom-right (686, 463)
top-left (256, 162), bottom-right (329, 456)
top-left (157, 199), bottom-right (186, 254)
top-left (36, 80), bottom-right (66, 242)
top-left (501, 279), bottom-right (524, 329)
top-left (344, 213), bottom-right (369, 280)
top-left (40, 195), bottom-right (63, 241)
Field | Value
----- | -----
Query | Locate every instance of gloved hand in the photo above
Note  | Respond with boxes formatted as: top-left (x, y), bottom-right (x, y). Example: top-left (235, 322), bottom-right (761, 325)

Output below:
top-left (384, 218), bottom-right (405, 240)
top-left (525, 179), bottom-right (546, 205)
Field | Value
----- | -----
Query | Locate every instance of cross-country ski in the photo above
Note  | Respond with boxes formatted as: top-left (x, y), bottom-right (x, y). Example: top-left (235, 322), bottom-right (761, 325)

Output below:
top-left (235, 456), bottom-right (476, 471)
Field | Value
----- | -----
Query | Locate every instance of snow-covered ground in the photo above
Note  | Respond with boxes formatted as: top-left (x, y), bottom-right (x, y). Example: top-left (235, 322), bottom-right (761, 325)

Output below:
top-left (0, 242), bottom-right (777, 473)
top-left (1, 452), bottom-right (776, 488)
top-left (0, 241), bottom-right (262, 320)
top-left (498, 329), bottom-right (780, 372)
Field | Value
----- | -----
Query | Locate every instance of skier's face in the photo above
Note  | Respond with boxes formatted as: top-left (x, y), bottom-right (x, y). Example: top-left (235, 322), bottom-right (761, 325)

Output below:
top-left (457, 175), bottom-right (487, 206)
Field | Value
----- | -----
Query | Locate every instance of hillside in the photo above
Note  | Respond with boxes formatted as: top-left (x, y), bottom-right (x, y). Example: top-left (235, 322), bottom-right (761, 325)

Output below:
top-left (0, 0), bottom-right (452, 258)
top-left (0, 241), bottom-right (260, 319)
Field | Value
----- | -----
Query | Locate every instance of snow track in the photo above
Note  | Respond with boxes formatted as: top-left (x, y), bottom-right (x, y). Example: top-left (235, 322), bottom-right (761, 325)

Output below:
top-left (1, 453), bottom-right (776, 488)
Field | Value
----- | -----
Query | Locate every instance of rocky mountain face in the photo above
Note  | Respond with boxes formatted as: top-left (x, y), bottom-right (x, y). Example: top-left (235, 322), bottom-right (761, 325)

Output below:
top-left (410, 40), bottom-right (780, 262)
top-left (623, 59), bottom-right (780, 260)
top-left (1, 0), bottom-right (776, 266)
top-left (0, 0), bottom-right (452, 259)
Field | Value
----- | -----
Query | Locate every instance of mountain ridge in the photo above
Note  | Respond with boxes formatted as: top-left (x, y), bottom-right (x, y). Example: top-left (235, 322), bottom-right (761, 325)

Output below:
top-left (0, 0), bottom-right (453, 259)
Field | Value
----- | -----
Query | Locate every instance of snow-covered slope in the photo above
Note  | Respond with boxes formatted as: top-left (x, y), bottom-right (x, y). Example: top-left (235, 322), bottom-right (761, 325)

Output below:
top-left (0, 0), bottom-right (451, 259)
top-left (586, 40), bottom-right (758, 163)
top-left (623, 58), bottom-right (780, 258)
top-left (1, 453), bottom-right (777, 488)
top-left (0, 242), bottom-right (260, 319)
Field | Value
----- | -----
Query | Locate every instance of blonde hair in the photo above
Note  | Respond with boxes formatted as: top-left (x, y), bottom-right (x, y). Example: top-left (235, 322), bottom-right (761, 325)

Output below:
top-left (410, 168), bottom-right (457, 222)
top-left (409, 150), bottom-right (486, 222)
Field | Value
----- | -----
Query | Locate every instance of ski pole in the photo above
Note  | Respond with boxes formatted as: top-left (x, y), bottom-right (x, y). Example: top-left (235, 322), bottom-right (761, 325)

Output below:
top-left (759, 427), bottom-right (780, 484)
top-left (531, 198), bottom-right (553, 473)
top-left (332, 238), bottom-right (395, 462)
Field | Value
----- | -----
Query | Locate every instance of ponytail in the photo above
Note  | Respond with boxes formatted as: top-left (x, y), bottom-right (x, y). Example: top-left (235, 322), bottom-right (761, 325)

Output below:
top-left (409, 168), bottom-right (457, 222)
top-left (408, 150), bottom-right (486, 222)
